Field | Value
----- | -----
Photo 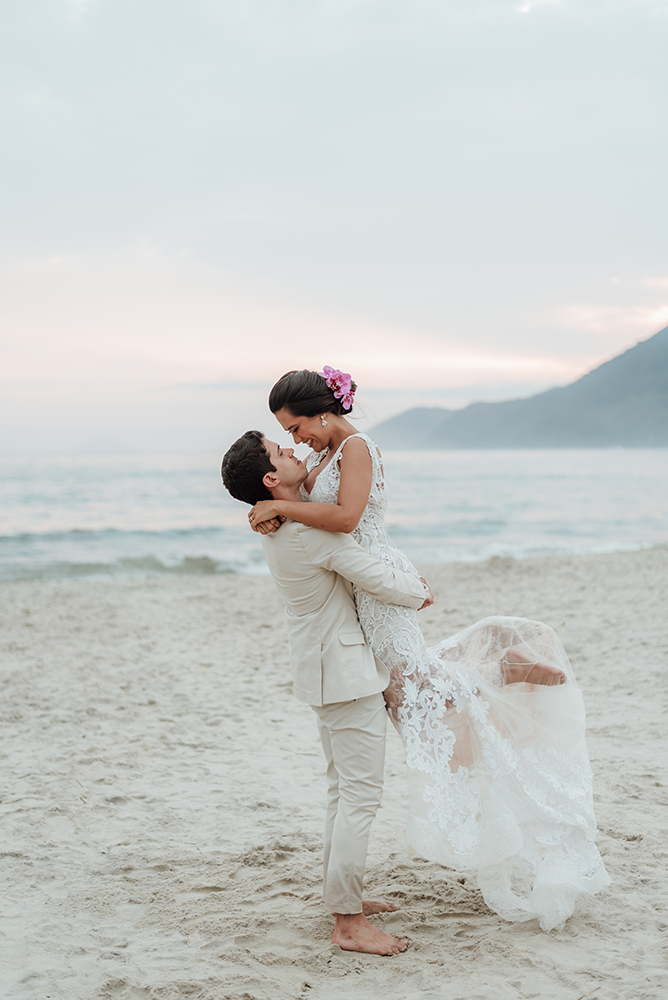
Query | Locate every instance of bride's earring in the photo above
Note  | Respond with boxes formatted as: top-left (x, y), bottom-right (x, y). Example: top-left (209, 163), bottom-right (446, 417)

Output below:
top-left (320, 414), bottom-right (328, 427)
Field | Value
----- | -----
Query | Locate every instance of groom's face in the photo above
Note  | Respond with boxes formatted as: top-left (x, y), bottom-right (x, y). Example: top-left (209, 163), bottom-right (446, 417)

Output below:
top-left (262, 438), bottom-right (308, 491)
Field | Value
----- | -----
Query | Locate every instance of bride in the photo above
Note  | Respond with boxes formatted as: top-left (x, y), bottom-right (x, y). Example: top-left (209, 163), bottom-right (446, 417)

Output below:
top-left (248, 366), bottom-right (610, 932)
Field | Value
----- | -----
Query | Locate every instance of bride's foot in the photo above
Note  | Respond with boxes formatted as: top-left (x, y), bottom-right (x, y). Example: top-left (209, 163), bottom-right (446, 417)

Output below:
top-left (501, 647), bottom-right (566, 686)
top-left (363, 899), bottom-right (400, 915)
top-left (332, 913), bottom-right (408, 956)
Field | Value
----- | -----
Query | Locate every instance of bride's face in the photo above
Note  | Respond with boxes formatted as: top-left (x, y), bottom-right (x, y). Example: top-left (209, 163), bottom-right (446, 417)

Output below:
top-left (274, 407), bottom-right (330, 452)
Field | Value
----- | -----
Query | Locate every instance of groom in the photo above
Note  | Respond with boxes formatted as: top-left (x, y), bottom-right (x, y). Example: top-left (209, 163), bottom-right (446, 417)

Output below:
top-left (221, 430), bottom-right (432, 956)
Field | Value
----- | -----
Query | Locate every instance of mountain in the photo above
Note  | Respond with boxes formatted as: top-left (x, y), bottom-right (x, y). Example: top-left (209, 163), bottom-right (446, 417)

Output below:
top-left (371, 326), bottom-right (668, 448)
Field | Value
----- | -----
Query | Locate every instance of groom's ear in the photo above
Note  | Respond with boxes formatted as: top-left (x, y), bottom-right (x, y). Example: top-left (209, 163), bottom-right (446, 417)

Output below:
top-left (262, 471), bottom-right (280, 490)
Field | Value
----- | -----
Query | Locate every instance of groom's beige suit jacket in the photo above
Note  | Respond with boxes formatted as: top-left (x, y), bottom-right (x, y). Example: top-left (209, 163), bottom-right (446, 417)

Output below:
top-left (261, 520), bottom-right (428, 706)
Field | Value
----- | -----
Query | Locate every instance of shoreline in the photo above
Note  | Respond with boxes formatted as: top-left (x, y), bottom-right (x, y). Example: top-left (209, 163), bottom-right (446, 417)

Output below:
top-left (2, 546), bottom-right (667, 999)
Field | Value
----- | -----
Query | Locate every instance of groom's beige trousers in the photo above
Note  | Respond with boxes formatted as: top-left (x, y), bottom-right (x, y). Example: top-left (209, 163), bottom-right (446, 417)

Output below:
top-left (312, 692), bottom-right (387, 915)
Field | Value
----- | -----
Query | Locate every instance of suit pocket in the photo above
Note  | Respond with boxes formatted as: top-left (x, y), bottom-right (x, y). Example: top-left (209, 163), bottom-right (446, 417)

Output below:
top-left (337, 629), bottom-right (366, 646)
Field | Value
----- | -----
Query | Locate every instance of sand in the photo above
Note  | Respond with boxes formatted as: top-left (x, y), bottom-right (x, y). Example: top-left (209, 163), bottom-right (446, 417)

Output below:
top-left (1, 545), bottom-right (667, 1000)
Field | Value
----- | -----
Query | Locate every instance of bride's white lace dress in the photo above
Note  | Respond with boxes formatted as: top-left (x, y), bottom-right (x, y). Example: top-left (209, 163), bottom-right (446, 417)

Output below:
top-left (304, 432), bottom-right (610, 931)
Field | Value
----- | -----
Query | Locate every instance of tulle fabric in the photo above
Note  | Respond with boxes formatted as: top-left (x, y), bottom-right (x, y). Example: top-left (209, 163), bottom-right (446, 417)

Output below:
top-left (305, 433), bottom-right (610, 931)
top-left (401, 617), bottom-right (610, 930)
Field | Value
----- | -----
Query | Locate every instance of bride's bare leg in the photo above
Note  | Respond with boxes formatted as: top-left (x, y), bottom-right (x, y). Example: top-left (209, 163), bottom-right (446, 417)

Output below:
top-left (501, 646), bottom-right (565, 686)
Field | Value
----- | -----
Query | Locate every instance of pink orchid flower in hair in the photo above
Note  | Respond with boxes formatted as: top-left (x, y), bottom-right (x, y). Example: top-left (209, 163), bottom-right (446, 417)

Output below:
top-left (318, 366), bottom-right (354, 408)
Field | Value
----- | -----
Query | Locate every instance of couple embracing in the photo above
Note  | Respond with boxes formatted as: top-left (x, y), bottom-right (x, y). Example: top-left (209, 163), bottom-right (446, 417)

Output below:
top-left (221, 367), bottom-right (610, 955)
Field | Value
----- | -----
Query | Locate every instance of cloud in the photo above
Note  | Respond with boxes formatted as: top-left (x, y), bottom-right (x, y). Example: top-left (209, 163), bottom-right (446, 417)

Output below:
top-left (555, 303), bottom-right (668, 343)
top-left (0, 245), bottom-right (587, 393)
top-left (644, 276), bottom-right (668, 289)
top-left (517, 0), bottom-right (560, 13)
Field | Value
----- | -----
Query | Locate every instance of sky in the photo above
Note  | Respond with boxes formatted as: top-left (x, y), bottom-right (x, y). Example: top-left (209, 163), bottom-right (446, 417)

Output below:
top-left (1, 0), bottom-right (667, 452)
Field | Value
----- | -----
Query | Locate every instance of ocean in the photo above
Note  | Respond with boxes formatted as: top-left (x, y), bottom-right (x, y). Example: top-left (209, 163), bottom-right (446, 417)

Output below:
top-left (1, 449), bottom-right (667, 582)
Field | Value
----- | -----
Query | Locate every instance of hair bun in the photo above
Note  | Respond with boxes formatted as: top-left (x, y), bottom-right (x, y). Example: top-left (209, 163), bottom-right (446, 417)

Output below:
top-left (269, 368), bottom-right (357, 418)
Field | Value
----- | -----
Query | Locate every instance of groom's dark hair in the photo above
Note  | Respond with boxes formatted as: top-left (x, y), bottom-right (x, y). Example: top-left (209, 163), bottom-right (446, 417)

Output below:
top-left (221, 430), bottom-right (276, 505)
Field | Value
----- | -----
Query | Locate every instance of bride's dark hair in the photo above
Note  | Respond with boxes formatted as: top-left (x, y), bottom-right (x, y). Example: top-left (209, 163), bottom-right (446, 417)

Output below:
top-left (268, 369), bottom-right (358, 418)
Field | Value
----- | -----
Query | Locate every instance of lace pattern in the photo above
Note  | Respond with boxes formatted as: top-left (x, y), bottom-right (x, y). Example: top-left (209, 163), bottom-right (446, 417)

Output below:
top-left (307, 433), bottom-right (610, 931)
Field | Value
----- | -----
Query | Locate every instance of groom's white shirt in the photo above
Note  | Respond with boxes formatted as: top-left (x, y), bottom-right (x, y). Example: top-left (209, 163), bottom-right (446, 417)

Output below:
top-left (261, 520), bottom-right (428, 706)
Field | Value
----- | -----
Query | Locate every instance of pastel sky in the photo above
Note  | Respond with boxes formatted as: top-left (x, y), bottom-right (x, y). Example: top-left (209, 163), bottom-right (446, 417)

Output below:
top-left (2, 0), bottom-right (667, 452)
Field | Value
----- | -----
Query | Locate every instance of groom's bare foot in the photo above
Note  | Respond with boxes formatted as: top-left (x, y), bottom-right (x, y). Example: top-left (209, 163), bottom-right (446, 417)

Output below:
top-left (502, 647), bottom-right (566, 686)
top-left (363, 899), bottom-right (400, 915)
top-left (332, 913), bottom-right (408, 955)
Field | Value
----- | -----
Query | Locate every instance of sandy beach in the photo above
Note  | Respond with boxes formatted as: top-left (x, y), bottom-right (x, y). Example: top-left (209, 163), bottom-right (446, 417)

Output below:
top-left (2, 545), bottom-right (667, 1000)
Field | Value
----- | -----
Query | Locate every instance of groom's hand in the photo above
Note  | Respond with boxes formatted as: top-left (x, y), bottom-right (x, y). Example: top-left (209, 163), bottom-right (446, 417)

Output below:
top-left (252, 516), bottom-right (284, 535)
top-left (417, 577), bottom-right (434, 611)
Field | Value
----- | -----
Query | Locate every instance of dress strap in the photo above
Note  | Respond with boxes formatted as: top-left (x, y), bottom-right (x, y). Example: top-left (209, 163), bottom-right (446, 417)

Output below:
top-left (332, 432), bottom-right (369, 461)
top-left (337, 432), bottom-right (379, 457)
top-left (333, 433), bottom-right (384, 491)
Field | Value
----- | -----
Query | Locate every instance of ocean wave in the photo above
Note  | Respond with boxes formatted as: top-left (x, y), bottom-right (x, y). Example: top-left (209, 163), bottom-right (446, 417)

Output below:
top-left (0, 553), bottom-right (270, 582)
top-left (0, 526), bottom-right (230, 544)
top-left (0, 525), bottom-right (270, 581)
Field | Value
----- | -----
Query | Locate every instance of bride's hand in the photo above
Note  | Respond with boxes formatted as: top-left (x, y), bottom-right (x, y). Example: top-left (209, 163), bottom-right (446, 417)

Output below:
top-left (248, 500), bottom-right (284, 532)
top-left (418, 577), bottom-right (434, 611)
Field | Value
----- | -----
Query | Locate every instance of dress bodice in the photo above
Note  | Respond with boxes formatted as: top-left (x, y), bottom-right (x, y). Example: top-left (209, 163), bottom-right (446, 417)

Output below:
top-left (304, 433), bottom-right (393, 557)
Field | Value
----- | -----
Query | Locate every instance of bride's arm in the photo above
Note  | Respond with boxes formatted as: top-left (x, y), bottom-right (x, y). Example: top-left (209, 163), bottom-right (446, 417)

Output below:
top-left (250, 437), bottom-right (373, 533)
